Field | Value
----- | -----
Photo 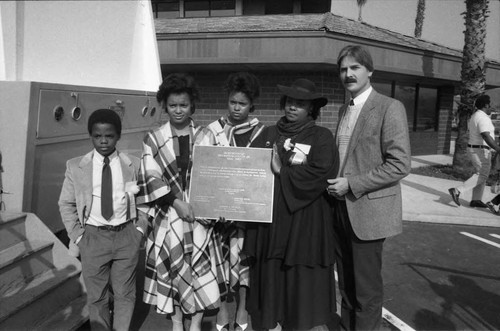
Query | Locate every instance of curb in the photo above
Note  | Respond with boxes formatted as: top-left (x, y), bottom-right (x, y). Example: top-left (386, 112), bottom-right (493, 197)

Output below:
top-left (403, 212), bottom-right (500, 228)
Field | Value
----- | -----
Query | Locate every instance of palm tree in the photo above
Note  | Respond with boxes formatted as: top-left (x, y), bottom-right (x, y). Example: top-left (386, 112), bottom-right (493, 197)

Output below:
top-left (356, 0), bottom-right (367, 22)
top-left (452, 0), bottom-right (490, 169)
top-left (414, 0), bottom-right (426, 38)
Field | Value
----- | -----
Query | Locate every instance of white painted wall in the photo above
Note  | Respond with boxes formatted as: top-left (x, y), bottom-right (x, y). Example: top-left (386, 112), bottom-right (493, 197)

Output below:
top-left (0, 0), bottom-right (161, 91)
top-left (0, 82), bottom-right (31, 212)
top-left (331, 0), bottom-right (500, 62)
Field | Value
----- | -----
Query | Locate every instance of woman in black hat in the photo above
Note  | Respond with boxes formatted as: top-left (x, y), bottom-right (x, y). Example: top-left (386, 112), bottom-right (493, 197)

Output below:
top-left (244, 78), bottom-right (338, 330)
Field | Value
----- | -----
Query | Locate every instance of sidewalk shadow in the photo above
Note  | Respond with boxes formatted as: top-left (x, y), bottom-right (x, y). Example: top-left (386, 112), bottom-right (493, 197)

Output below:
top-left (405, 263), bottom-right (500, 330)
top-left (402, 177), bottom-right (497, 215)
top-left (402, 177), bottom-right (459, 207)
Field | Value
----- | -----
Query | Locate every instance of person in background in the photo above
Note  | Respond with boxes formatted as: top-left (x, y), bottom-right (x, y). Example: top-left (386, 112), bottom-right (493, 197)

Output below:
top-left (245, 78), bottom-right (338, 331)
top-left (0, 151), bottom-right (4, 212)
top-left (485, 193), bottom-right (500, 215)
top-left (136, 73), bottom-right (225, 331)
top-left (485, 127), bottom-right (500, 215)
top-left (0, 151), bottom-right (4, 210)
top-left (59, 108), bottom-right (147, 330)
top-left (449, 94), bottom-right (500, 208)
top-left (327, 44), bottom-right (411, 330)
top-left (207, 72), bottom-right (265, 331)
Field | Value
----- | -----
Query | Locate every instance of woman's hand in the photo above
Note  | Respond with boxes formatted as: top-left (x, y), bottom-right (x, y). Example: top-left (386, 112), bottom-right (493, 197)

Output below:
top-left (172, 199), bottom-right (195, 222)
top-left (217, 216), bottom-right (228, 223)
top-left (196, 218), bottom-right (213, 226)
top-left (271, 143), bottom-right (282, 175)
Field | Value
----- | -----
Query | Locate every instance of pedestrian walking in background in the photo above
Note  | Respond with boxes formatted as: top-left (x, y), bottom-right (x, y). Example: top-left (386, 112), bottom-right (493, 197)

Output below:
top-left (136, 73), bottom-right (225, 331)
top-left (0, 151), bottom-right (4, 211)
top-left (207, 72), bottom-right (265, 331)
top-left (485, 147), bottom-right (500, 214)
top-left (449, 95), bottom-right (500, 208)
top-left (327, 45), bottom-right (411, 330)
top-left (58, 109), bottom-right (147, 330)
top-left (244, 78), bottom-right (338, 331)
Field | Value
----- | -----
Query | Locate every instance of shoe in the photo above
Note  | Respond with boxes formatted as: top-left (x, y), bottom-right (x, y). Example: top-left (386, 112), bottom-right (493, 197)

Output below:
top-left (486, 201), bottom-right (498, 214)
top-left (470, 200), bottom-right (488, 208)
top-left (216, 324), bottom-right (229, 331)
top-left (448, 188), bottom-right (461, 206)
top-left (234, 322), bottom-right (248, 331)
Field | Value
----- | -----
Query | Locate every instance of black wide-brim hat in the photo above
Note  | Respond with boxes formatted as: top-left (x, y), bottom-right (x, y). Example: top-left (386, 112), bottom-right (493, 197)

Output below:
top-left (277, 78), bottom-right (328, 108)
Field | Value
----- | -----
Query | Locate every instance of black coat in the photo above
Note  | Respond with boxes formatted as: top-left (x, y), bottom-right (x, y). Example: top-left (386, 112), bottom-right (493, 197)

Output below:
top-left (245, 124), bottom-right (338, 266)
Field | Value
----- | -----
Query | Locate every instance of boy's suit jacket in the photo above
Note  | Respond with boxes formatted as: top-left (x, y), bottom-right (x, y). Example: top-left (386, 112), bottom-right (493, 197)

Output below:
top-left (59, 150), bottom-right (148, 246)
top-left (337, 89), bottom-right (411, 240)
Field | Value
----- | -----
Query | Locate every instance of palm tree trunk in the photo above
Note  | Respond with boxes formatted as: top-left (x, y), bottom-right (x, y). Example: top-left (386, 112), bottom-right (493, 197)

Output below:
top-left (452, 0), bottom-right (489, 169)
top-left (414, 0), bottom-right (425, 38)
top-left (357, 0), bottom-right (367, 22)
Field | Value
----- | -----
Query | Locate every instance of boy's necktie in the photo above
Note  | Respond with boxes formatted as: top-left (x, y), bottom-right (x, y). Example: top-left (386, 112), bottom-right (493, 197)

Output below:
top-left (101, 156), bottom-right (113, 220)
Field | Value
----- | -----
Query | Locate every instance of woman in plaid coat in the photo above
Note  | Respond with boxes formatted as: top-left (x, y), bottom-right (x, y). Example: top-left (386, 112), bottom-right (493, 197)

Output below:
top-left (136, 73), bottom-right (226, 331)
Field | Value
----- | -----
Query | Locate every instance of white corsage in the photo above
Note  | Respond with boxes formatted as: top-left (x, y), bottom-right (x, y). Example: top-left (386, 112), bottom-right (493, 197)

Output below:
top-left (288, 143), bottom-right (311, 165)
top-left (283, 138), bottom-right (294, 151)
top-left (125, 181), bottom-right (140, 195)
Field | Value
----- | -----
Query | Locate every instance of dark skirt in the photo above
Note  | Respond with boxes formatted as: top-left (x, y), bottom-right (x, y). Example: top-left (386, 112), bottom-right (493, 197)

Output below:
top-left (245, 223), bottom-right (337, 330)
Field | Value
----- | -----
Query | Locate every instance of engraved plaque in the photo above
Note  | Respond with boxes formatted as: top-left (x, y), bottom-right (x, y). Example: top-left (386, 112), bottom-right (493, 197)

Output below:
top-left (189, 145), bottom-right (274, 223)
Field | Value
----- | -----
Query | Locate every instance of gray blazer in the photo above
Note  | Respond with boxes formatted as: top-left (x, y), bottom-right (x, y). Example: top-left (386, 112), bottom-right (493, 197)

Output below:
top-left (58, 150), bottom-right (148, 244)
top-left (337, 89), bottom-right (411, 240)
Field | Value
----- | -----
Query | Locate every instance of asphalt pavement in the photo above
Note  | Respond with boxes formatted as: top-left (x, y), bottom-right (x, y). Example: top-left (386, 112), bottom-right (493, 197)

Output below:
top-left (383, 221), bottom-right (500, 331)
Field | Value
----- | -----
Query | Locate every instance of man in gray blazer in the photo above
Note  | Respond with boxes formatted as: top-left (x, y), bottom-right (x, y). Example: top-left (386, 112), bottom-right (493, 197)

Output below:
top-left (327, 45), bottom-right (411, 330)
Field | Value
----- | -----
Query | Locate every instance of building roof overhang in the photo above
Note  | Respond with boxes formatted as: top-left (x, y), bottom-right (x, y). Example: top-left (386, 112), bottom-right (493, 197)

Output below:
top-left (155, 13), bottom-right (500, 88)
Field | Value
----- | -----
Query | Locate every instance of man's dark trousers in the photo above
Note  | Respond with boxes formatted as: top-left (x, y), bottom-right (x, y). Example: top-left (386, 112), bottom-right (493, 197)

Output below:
top-left (334, 201), bottom-right (385, 331)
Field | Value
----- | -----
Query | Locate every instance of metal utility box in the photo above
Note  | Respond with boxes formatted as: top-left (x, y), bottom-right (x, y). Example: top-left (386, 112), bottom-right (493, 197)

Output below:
top-left (0, 81), bottom-right (159, 233)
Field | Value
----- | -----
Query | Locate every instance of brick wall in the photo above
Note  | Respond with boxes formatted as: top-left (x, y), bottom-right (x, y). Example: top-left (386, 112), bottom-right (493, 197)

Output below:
top-left (159, 70), bottom-right (344, 134)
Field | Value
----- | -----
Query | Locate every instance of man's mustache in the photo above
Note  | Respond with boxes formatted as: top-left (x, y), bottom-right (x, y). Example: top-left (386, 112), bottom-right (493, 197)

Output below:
top-left (344, 78), bottom-right (357, 83)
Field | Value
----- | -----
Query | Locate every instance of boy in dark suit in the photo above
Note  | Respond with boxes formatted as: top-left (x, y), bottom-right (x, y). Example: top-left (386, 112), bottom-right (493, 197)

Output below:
top-left (59, 109), bottom-right (147, 330)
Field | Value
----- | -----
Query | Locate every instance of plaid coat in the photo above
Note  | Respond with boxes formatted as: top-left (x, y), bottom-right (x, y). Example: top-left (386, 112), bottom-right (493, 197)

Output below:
top-left (207, 117), bottom-right (265, 292)
top-left (137, 120), bottom-right (226, 315)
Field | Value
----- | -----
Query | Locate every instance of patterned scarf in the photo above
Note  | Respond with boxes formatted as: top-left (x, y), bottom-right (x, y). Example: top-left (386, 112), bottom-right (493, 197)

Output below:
top-left (208, 116), bottom-right (264, 147)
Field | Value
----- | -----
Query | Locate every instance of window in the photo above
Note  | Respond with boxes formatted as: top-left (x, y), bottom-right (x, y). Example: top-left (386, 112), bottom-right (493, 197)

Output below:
top-left (152, 0), bottom-right (235, 18)
top-left (152, 0), bottom-right (180, 18)
top-left (211, 0), bottom-right (236, 16)
top-left (416, 87), bottom-right (438, 131)
top-left (372, 80), bottom-right (392, 98)
top-left (185, 0), bottom-right (235, 17)
top-left (301, 0), bottom-right (330, 13)
top-left (185, 0), bottom-right (209, 17)
top-left (385, 81), bottom-right (439, 132)
top-left (394, 83), bottom-right (416, 130)
top-left (265, 0), bottom-right (293, 14)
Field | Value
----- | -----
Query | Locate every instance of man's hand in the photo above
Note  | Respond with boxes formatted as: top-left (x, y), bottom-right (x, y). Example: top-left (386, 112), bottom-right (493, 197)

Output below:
top-left (326, 177), bottom-right (350, 198)
top-left (172, 199), bottom-right (195, 222)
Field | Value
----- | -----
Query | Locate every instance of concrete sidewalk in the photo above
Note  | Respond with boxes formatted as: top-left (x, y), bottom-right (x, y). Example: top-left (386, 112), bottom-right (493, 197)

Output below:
top-left (404, 154), bottom-right (500, 228)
